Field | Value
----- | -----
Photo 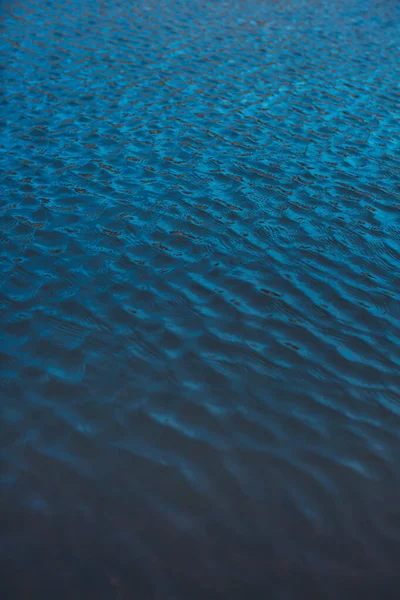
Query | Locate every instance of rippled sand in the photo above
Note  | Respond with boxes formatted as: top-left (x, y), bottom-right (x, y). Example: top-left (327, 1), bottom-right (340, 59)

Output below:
top-left (1, 0), bottom-right (400, 597)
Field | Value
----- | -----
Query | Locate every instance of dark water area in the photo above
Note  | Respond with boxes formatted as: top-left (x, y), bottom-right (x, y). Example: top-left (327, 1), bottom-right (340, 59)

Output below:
top-left (1, 0), bottom-right (400, 597)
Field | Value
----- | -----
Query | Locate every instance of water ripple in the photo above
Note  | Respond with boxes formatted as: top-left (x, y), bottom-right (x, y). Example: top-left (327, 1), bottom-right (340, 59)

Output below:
top-left (1, 0), bottom-right (400, 597)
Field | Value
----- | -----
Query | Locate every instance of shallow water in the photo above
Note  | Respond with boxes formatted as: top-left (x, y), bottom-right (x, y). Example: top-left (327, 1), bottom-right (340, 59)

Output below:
top-left (1, 0), bottom-right (400, 597)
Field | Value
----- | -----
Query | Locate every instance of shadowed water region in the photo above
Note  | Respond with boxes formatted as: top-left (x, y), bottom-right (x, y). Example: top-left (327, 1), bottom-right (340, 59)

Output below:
top-left (1, 0), bottom-right (400, 597)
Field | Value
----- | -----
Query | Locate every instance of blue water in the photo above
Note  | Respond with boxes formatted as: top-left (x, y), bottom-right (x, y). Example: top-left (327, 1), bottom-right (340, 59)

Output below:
top-left (1, 0), bottom-right (400, 597)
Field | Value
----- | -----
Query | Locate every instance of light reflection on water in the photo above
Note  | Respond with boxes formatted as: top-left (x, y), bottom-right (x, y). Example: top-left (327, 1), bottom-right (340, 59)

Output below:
top-left (1, 0), bottom-right (400, 597)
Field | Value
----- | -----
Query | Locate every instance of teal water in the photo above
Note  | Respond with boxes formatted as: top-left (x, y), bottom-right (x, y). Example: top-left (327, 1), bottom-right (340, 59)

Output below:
top-left (1, 0), bottom-right (400, 598)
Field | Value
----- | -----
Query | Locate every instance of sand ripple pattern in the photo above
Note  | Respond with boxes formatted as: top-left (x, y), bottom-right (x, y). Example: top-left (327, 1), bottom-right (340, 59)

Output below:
top-left (1, 0), bottom-right (400, 597)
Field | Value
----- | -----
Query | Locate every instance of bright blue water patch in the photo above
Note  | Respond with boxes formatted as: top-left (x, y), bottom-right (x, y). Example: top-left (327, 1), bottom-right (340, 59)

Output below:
top-left (1, 0), bottom-right (400, 598)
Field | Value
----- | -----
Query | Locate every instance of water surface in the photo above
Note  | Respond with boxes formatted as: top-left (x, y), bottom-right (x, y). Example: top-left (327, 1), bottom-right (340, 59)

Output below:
top-left (1, 0), bottom-right (400, 597)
